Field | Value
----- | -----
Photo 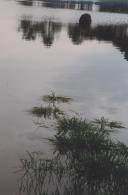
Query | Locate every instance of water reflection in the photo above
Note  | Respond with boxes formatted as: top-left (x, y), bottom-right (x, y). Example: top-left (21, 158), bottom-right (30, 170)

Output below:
top-left (68, 23), bottom-right (128, 60)
top-left (17, 0), bottom-right (33, 6)
top-left (18, 95), bottom-right (128, 195)
top-left (18, 19), bottom-right (62, 47)
top-left (18, 18), bottom-right (128, 60)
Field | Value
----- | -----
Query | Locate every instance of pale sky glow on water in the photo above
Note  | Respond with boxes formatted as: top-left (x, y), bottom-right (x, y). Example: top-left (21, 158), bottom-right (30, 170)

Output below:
top-left (0, 0), bottom-right (128, 194)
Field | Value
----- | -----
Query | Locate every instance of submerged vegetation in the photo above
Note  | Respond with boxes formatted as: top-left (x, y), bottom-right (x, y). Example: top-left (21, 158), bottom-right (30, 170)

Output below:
top-left (18, 93), bottom-right (128, 195)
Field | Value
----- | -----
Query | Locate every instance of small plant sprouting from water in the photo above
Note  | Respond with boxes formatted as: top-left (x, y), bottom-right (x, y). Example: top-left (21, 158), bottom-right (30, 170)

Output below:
top-left (31, 106), bottom-right (63, 119)
top-left (29, 92), bottom-right (72, 120)
top-left (94, 116), bottom-right (124, 129)
top-left (42, 92), bottom-right (72, 106)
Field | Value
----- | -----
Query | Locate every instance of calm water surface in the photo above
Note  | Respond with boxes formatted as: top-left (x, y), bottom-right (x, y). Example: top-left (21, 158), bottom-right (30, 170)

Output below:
top-left (0, 0), bottom-right (128, 194)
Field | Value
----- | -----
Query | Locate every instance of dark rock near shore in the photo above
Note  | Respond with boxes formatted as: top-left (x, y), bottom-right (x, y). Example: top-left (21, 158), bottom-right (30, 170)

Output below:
top-left (79, 13), bottom-right (91, 26)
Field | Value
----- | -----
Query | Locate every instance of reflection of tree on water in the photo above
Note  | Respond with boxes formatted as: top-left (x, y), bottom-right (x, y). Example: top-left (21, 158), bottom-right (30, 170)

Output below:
top-left (18, 18), bottom-right (128, 60)
top-left (17, 0), bottom-right (33, 6)
top-left (68, 23), bottom-right (128, 61)
top-left (18, 19), bottom-right (62, 47)
top-left (18, 94), bottom-right (128, 195)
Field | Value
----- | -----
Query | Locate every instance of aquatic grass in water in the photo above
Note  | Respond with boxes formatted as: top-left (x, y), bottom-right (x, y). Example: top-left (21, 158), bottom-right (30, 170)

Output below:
top-left (49, 117), bottom-right (126, 155)
top-left (30, 106), bottom-right (52, 118)
top-left (29, 92), bottom-right (72, 124)
top-left (30, 106), bottom-right (64, 119)
top-left (42, 92), bottom-right (72, 105)
top-left (93, 117), bottom-right (124, 129)
top-left (18, 113), bottom-right (128, 195)
top-left (20, 94), bottom-right (128, 194)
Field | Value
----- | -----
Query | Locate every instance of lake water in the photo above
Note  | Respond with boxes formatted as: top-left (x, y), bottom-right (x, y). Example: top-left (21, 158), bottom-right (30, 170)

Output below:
top-left (0, 0), bottom-right (128, 194)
